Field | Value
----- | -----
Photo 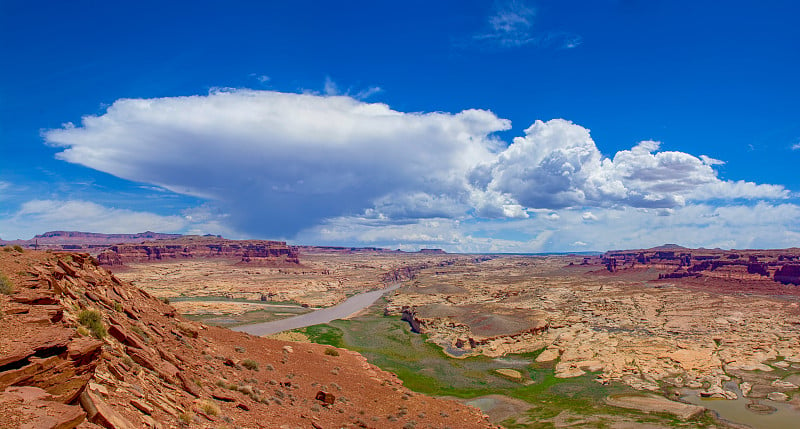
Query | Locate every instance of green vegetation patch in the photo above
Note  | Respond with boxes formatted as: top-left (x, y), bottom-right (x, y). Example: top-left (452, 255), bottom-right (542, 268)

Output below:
top-left (0, 272), bottom-right (14, 295)
top-left (78, 309), bottom-right (107, 338)
top-left (241, 359), bottom-right (259, 371)
top-left (298, 304), bottom-right (718, 428)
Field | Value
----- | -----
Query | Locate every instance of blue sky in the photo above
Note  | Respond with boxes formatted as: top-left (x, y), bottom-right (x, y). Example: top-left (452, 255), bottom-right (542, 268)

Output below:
top-left (1, 0), bottom-right (799, 252)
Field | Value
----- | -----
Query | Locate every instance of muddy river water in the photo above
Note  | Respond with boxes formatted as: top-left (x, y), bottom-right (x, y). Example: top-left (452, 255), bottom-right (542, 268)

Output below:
top-left (232, 283), bottom-right (400, 336)
top-left (682, 382), bottom-right (800, 429)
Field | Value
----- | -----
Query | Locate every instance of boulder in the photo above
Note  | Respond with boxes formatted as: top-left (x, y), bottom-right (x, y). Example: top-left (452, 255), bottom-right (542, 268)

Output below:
top-left (767, 392), bottom-right (789, 402)
top-left (315, 390), bottom-right (336, 404)
top-left (80, 390), bottom-right (135, 429)
top-left (108, 323), bottom-right (148, 350)
top-left (0, 386), bottom-right (86, 429)
top-left (177, 372), bottom-right (202, 397)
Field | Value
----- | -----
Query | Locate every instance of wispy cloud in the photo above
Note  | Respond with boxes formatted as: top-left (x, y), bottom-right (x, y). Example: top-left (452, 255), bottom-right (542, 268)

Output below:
top-left (323, 76), bottom-right (339, 95)
top-left (792, 142), bottom-right (800, 150)
top-left (540, 32), bottom-right (583, 49)
top-left (353, 86), bottom-right (383, 100)
top-left (474, 0), bottom-right (536, 48)
top-left (249, 73), bottom-right (271, 84)
top-left (471, 1), bottom-right (582, 50)
top-left (322, 76), bottom-right (382, 99)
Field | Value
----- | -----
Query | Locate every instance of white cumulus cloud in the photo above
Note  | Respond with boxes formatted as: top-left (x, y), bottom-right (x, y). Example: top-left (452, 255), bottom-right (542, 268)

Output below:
top-left (44, 89), bottom-right (510, 237)
top-left (470, 119), bottom-right (788, 213)
top-left (41, 89), bottom-right (790, 245)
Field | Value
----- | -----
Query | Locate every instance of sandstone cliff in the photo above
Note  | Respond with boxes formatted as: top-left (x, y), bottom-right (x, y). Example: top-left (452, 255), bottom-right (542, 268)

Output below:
top-left (0, 250), bottom-right (494, 428)
top-left (0, 230), bottom-right (184, 250)
top-left (602, 246), bottom-right (800, 286)
top-left (97, 236), bottom-right (301, 267)
top-left (775, 264), bottom-right (800, 285)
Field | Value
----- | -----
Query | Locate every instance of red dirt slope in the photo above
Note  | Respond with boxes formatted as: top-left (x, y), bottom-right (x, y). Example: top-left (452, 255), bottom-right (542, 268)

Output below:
top-left (0, 249), bottom-right (495, 428)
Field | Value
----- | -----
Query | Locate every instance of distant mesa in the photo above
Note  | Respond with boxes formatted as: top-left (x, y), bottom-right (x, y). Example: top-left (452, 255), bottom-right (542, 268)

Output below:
top-left (1, 231), bottom-right (450, 269)
top-left (293, 245), bottom-right (399, 254)
top-left (597, 245), bottom-right (800, 286)
top-left (97, 235), bottom-right (300, 267)
top-left (649, 243), bottom-right (690, 251)
top-left (0, 230), bottom-right (183, 249)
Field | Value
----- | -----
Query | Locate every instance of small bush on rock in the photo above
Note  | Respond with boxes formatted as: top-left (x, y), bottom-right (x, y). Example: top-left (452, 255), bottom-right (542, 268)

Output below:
top-left (242, 359), bottom-right (259, 371)
top-left (78, 309), bottom-right (107, 338)
top-left (0, 272), bottom-right (14, 295)
top-left (199, 400), bottom-right (220, 416)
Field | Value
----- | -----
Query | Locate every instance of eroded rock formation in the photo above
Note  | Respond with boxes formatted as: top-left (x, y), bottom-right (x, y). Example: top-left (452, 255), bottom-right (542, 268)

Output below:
top-left (0, 230), bottom-right (184, 252)
top-left (775, 264), bottom-right (800, 285)
top-left (97, 236), bottom-right (300, 267)
top-left (602, 246), bottom-right (800, 286)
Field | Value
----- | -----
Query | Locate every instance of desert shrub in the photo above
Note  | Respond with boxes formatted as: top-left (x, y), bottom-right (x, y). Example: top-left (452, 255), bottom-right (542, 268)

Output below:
top-left (324, 348), bottom-right (340, 356)
top-left (0, 272), bottom-right (14, 295)
top-left (12, 245), bottom-right (23, 253)
top-left (2, 246), bottom-right (12, 252)
top-left (179, 412), bottom-right (193, 424)
top-left (160, 296), bottom-right (170, 304)
top-left (199, 400), bottom-right (220, 416)
top-left (114, 302), bottom-right (122, 312)
top-left (241, 359), bottom-right (259, 371)
top-left (130, 325), bottom-right (149, 342)
top-left (176, 322), bottom-right (198, 338)
top-left (78, 309), bottom-right (107, 338)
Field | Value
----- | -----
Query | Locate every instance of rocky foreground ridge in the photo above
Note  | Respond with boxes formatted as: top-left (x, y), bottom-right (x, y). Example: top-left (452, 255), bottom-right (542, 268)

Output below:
top-left (97, 236), bottom-right (301, 268)
top-left (0, 249), bottom-right (494, 428)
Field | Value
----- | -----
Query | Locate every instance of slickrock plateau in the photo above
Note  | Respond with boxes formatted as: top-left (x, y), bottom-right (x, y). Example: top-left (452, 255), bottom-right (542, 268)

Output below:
top-left (0, 248), bottom-right (494, 428)
top-left (113, 249), bottom-right (477, 312)
top-left (382, 249), bottom-right (800, 420)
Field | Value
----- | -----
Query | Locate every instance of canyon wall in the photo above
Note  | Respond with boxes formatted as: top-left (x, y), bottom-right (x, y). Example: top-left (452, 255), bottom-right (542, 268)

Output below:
top-left (97, 236), bottom-right (300, 267)
top-left (601, 246), bottom-right (800, 285)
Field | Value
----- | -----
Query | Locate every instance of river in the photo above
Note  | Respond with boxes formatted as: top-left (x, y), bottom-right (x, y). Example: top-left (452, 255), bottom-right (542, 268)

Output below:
top-left (682, 382), bottom-right (800, 429)
top-left (232, 283), bottom-right (401, 336)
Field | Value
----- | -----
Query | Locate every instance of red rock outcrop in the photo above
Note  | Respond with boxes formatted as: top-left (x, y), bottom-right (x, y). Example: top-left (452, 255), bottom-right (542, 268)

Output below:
top-left (775, 264), bottom-right (800, 285)
top-left (601, 245), bottom-right (800, 287)
top-left (0, 230), bottom-right (184, 252)
top-left (0, 250), bottom-right (494, 428)
top-left (97, 236), bottom-right (300, 267)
